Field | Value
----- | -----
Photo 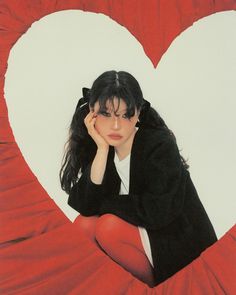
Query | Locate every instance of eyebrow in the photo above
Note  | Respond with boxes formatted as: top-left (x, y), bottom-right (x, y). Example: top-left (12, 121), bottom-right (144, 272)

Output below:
top-left (105, 107), bottom-right (127, 113)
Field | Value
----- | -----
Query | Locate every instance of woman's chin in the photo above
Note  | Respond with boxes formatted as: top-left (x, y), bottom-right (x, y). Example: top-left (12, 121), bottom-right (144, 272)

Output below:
top-left (108, 142), bottom-right (121, 147)
top-left (106, 140), bottom-right (123, 147)
top-left (105, 137), bottom-right (124, 146)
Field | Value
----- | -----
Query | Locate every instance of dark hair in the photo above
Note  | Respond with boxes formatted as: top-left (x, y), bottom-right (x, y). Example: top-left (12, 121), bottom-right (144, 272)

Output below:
top-left (60, 70), bottom-right (189, 194)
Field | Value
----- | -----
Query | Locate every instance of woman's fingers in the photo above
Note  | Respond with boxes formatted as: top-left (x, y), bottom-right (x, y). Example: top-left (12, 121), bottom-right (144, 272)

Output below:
top-left (84, 111), bottom-right (109, 150)
top-left (84, 111), bottom-right (94, 126)
top-left (84, 111), bottom-right (97, 134)
top-left (84, 111), bottom-right (93, 124)
top-left (84, 111), bottom-right (99, 138)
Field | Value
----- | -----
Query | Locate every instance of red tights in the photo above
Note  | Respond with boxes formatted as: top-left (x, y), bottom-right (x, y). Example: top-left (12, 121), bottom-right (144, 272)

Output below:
top-left (74, 214), bottom-right (155, 287)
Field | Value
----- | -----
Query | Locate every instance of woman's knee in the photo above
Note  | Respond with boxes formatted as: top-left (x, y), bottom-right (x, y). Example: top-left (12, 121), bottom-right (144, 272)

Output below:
top-left (74, 214), bottom-right (99, 239)
top-left (95, 214), bottom-right (127, 247)
top-left (95, 214), bottom-right (145, 253)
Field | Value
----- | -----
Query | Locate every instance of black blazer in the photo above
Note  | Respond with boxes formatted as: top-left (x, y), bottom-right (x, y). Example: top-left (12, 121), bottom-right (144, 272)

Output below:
top-left (68, 126), bottom-right (217, 285)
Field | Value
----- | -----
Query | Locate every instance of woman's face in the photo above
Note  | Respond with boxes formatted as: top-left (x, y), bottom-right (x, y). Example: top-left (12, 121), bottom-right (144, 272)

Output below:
top-left (91, 98), bottom-right (140, 148)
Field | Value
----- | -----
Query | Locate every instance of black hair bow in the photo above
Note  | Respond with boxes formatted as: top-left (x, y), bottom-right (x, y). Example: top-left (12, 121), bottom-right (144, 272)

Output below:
top-left (136, 99), bottom-right (151, 127)
top-left (76, 87), bottom-right (90, 110)
top-left (141, 99), bottom-right (151, 113)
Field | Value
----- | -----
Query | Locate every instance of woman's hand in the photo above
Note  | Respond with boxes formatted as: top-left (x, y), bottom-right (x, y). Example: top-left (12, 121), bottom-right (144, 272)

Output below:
top-left (84, 111), bottom-right (109, 151)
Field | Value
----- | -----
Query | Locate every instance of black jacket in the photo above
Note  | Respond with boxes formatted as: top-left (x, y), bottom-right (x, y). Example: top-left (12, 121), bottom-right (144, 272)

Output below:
top-left (68, 126), bottom-right (217, 285)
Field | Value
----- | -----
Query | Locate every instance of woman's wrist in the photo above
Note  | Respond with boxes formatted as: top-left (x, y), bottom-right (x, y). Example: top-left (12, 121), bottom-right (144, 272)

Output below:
top-left (90, 147), bottom-right (109, 184)
top-left (97, 146), bottom-right (109, 154)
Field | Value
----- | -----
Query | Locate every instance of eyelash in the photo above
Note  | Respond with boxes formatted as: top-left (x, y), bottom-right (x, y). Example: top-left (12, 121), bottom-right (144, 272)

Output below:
top-left (99, 111), bottom-right (111, 117)
top-left (98, 111), bottom-right (130, 119)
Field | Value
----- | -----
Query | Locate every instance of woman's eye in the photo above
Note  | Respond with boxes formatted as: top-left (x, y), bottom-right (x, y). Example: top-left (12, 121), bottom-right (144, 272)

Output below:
top-left (122, 114), bottom-right (130, 119)
top-left (99, 111), bottom-right (111, 117)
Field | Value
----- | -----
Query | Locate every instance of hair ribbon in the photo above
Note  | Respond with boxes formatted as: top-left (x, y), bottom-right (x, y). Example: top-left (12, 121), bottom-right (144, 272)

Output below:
top-left (76, 87), bottom-right (90, 110)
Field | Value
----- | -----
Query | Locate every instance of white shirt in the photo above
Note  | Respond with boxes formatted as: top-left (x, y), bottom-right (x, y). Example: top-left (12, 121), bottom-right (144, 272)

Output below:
top-left (114, 151), bottom-right (154, 267)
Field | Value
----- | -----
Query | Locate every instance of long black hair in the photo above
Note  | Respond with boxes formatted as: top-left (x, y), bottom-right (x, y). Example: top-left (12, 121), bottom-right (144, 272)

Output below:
top-left (60, 70), bottom-right (189, 194)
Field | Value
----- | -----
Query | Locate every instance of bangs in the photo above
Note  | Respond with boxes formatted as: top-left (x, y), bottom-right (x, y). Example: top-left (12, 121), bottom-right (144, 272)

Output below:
top-left (95, 87), bottom-right (137, 118)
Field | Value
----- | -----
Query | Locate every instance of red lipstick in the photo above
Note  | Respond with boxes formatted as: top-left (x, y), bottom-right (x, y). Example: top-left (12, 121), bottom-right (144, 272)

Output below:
top-left (108, 133), bottom-right (123, 140)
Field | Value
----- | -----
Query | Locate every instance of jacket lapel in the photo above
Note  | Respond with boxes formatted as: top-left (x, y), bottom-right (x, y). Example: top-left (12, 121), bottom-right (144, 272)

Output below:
top-left (129, 127), bottom-right (144, 194)
top-left (105, 127), bottom-right (145, 195)
top-left (106, 147), bottom-right (121, 194)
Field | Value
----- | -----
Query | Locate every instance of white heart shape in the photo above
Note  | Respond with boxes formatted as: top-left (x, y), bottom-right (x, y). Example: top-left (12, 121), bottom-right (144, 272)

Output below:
top-left (4, 10), bottom-right (236, 238)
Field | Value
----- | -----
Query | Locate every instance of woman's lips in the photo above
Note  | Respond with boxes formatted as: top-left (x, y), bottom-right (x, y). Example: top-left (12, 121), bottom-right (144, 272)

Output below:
top-left (108, 134), bottom-right (123, 140)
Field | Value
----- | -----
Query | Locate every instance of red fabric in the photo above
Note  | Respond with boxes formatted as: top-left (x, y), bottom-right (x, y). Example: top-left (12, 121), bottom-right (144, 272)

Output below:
top-left (0, 217), bottom-right (235, 294)
top-left (0, 0), bottom-right (236, 294)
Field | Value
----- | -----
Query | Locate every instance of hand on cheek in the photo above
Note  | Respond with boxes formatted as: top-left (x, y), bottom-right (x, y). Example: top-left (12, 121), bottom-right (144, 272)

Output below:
top-left (84, 111), bottom-right (109, 150)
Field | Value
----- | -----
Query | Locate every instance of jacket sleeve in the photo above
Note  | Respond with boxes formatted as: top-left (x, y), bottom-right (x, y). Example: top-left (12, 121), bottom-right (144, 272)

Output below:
top-left (68, 163), bottom-right (108, 216)
top-left (99, 137), bottom-right (187, 230)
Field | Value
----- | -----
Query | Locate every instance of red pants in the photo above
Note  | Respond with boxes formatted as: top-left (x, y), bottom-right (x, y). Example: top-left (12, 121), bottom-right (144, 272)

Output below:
top-left (74, 213), bottom-right (155, 287)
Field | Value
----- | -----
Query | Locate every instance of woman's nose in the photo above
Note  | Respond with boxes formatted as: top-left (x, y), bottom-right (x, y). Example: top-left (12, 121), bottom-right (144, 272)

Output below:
top-left (111, 116), bottom-right (121, 130)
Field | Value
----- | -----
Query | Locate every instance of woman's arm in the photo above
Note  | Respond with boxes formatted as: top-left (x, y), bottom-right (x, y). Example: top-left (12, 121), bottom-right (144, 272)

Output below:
top-left (68, 157), bottom-right (108, 216)
top-left (90, 148), bottom-right (109, 184)
top-left (68, 111), bottom-right (110, 215)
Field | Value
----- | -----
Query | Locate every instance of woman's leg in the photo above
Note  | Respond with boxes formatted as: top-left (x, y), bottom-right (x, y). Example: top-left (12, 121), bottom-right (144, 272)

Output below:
top-left (95, 214), bottom-right (155, 287)
top-left (73, 214), bottom-right (99, 243)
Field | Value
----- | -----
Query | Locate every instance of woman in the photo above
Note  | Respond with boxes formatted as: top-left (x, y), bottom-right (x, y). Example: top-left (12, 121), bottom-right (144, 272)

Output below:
top-left (60, 70), bottom-right (217, 287)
